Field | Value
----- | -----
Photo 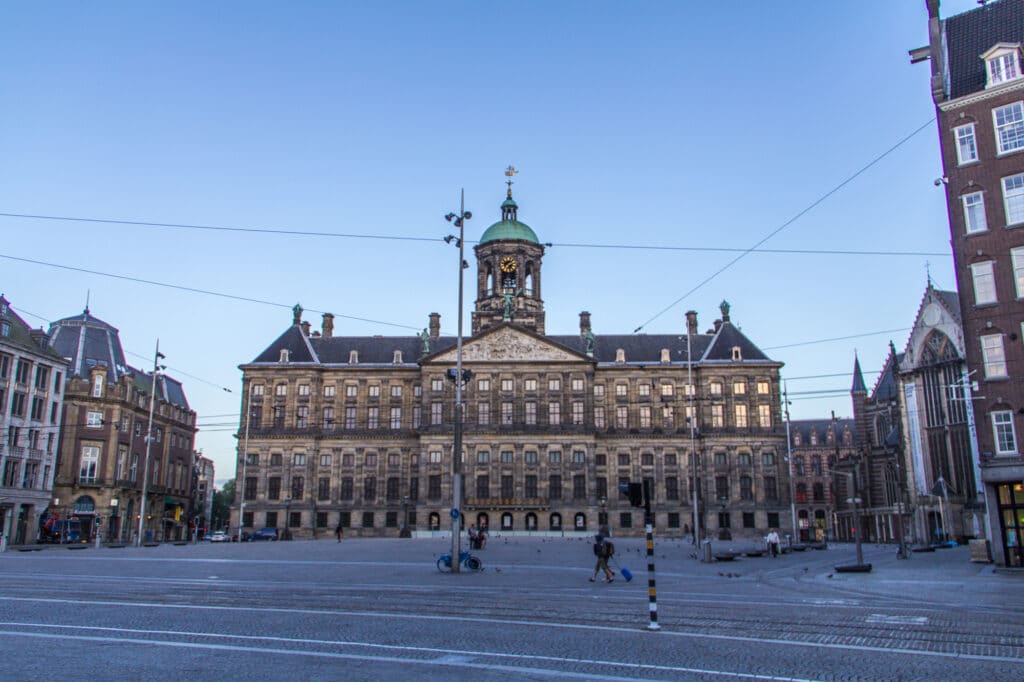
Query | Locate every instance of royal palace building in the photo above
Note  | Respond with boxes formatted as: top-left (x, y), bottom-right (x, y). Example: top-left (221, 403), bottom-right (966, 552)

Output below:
top-left (231, 183), bottom-right (791, 539)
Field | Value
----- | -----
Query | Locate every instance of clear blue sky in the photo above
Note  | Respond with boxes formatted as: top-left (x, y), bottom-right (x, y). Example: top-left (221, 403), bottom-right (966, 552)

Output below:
top-left (0, 1), bottom-right (982, 485)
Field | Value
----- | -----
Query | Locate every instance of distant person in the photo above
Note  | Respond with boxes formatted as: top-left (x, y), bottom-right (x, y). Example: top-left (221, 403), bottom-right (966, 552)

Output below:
top-left (335, 524), bottom-right (344, 542)
top-left (590, 534), bottom-right (615, 582)
top-left (468, 525), bottom-right (480, 549)
top-left (766, 529), bottom-right (781, 558)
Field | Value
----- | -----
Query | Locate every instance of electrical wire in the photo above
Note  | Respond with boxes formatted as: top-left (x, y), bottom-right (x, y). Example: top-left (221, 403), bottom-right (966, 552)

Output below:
top-left (0, 211), bottom-right (947, 258)
top-left (763, 328), bottom-right (911, 351)
top-left (631, 117), bottom-right (937, 333)
top-left (1, 253), bottom-right (421, 331)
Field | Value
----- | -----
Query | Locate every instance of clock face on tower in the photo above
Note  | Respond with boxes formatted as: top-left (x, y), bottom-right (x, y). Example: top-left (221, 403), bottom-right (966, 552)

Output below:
top-left (499, 257), bottom-right (517, 274)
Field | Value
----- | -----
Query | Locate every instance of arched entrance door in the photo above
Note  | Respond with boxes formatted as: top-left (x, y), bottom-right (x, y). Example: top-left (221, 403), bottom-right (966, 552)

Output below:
top-left (429, 512), bottom-right (440, 531)
top-left (549, 513), bottom-right (562, 531)
top-left (501, 513), bottom-right (513, 530)
top-left (74, 496), bottom-right (96, 541)
top-left (574, 512), bottom-right (586, 531)
top-left (525, 513), bottom-right (537, 531)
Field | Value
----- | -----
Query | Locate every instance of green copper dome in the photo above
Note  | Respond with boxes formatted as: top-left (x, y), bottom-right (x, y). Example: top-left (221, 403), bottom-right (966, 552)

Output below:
top-left (479, 197), bottom-right (540, 244)
top-left (479, 219), bottom-right (539, 244)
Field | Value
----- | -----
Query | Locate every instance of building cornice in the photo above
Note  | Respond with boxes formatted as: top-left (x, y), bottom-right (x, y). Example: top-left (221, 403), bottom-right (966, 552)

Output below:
top-left (938, 77), bottom-right (1024, 112)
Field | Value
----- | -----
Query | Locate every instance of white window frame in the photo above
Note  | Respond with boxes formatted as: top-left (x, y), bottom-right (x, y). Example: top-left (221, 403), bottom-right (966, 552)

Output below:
top-left (429, 450), bottom-right (442, 464)
top-left (86, 411), bottom-right (103, 428)
top-left (548, 378), bottom-right (560, 391)
top-left (79, 445), bottom-right (99, 483)
top-left (477, 402), bottom-right (489, 425)
top-left (525, 401), bottom-right (537, 425)
top-left (988, 51), bottom-right (1021, 88)
top-left (430, 402), bottom-right (443, 426)
top-left (390, 406), bottom-right (401, 429)
top-left (963, 191), bottom-right (988, 234)
top-left (971, 260), bottom-right (998, 305)
top-left (92, 374), bottom-right (104, 398)
top-left (477, 378), bottom-right (490, 392)
top-left (571, 378), bottom-right (584, 392)
top-left (1002, 173), bottom-right (1024, 225)
top-left (368, 385), bottom-right (380, 398)
top-left (1014, 247), bottom-right (1024, 298)
top-left (323, 385), bottom-right (335, 398)
top-left (298, 384), bottom-right (310, 397)
top-left (994, 101), bottom-right (1024, 155)
top-left (638, 383), bottom-right (651, 397)
top-left (954, 123), bottom-right (978, 164)
top-left (981, 334), bottom-right (1008, 378)
top-left (758, 404), bottom-right (771, 428)
top-left (992, 410), bottom-right (1018, 455)
top-left (345, 384), bottom-right (358, 398)
top-left (524, 378), bottom-right (537, 392)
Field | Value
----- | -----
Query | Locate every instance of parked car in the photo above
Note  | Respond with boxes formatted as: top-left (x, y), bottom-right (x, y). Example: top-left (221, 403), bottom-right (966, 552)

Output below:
top-left (208, 531), bottom-right (230, 543)
top-left (249, 527), bottom-right (279, 541)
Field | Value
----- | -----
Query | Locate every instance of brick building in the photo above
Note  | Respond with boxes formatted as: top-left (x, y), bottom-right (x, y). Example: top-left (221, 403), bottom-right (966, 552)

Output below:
top-left (231, 182), bottom-right (792, 539)
top-left (48, 309), bottom-right (197, 543)
top-left (914, 0), bottom-right (1024, 566)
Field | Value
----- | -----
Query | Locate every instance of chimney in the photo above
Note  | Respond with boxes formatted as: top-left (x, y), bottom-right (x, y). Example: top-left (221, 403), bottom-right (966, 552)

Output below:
top-left (685, 310), bottom-right (698, 336)
top-left (322, 313), bottom-right (334, 339)
top-left (301, 321), bottom-right (311, 337)
top-left (429, 312), bottom-right (441, 340)
top-left (579, 311), bottom-right (592, 336)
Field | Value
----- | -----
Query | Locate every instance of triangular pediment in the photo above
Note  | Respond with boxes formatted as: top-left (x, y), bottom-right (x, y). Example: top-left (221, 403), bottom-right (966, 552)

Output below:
top-left (429, 325), bottom-right (589, 364)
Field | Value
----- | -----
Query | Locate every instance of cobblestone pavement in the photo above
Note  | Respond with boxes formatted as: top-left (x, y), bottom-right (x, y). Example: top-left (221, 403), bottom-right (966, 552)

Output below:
top-left (0, 535), bottom-right (1020, 680)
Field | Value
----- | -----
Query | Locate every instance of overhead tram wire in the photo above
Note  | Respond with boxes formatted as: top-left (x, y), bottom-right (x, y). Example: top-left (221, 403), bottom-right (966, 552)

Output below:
top-left (0, 253), bottom-right (421, 332)
top-left (0, 211), bottom-right (947, 259)
top-left (630, 117), bottom-right (937, 333)
top-left (763, 327), bottom-right (911, 351)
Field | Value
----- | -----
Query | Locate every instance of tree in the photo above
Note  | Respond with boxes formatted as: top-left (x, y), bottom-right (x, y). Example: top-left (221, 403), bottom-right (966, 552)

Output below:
top-left (212, 479), bottom-right (235, 531)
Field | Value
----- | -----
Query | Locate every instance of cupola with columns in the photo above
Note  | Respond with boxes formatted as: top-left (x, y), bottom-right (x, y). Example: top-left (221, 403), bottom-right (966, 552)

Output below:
top-left (472, 165), bottom-right (546, 334)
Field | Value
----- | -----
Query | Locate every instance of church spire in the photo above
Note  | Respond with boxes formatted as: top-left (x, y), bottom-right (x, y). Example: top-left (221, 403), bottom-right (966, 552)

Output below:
top-left (851, 353), bottom-right (867, 394)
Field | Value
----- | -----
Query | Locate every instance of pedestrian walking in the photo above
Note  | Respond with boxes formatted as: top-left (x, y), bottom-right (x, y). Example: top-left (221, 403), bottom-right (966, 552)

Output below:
top-left (589, 533), bottom-right (615, 582)
top-left (766, 529), bottom-right (780, 558)
top-left (335, 524), bottom-right (344, 542)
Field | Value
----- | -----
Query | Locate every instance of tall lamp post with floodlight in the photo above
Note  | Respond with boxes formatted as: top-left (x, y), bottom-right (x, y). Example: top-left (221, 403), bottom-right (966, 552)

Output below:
top-left (237, 384), bottom-right (255, 543)
top-left (444, 191), bottom-right (471, 573)
top-left (136, 341), bottom-right (165, 547)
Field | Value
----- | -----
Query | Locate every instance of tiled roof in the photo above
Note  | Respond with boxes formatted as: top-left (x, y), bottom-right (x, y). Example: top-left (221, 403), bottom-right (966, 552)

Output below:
top-left (945, 0), bottom-right (1024, 99)
top-left (48, 308), bottom-right (191, 409)
top-left (702, 322), bottom-right (772, 362)
top-left (851, 356), bottom-right (867, 394)
top-left (0, 295), bottom-right (66, 363)
top-left (246, 324), bottom-right (778, 367)
top-left (870, 351), bottom-right (905, 404)
top-left (789, 418), bottom-right (855, 445)
top-left (48, 309), bottom-right (129, 380)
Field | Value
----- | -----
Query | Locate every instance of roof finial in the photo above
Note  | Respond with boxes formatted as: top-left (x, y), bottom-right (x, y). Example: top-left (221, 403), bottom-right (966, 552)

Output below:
top-left (504, 164), bottom-right (518, 199)
top-left (84, 289), bottom-right (90, 315)
top-left (925, 260), bottom-right (932, 288)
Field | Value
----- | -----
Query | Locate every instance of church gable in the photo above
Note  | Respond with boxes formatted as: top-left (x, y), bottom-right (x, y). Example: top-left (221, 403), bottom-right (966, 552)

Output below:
top-left (429, 325), bottom-right (588, 364)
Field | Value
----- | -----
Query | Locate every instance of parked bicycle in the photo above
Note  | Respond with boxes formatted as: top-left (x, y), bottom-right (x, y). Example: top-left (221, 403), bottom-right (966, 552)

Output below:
top-left (437, 550), bottom-right (483, 572)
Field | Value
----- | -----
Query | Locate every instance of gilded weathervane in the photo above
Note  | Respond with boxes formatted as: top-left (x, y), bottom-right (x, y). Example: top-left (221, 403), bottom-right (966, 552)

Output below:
top-left (505, 164), bottom-right (517, 198)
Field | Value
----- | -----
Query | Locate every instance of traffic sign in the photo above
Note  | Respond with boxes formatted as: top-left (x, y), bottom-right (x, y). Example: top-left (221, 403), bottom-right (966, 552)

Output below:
top-left (450, 508), bottom-right (459, 519)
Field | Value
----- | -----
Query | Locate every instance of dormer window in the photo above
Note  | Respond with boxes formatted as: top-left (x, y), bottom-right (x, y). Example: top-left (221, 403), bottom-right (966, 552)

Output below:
top-left (984, 44), bottom-right (1022, 88)
top-left (731, 346), bottom-right (742, 361)
top-left (393, 350), bottom-right (403, 364)
top-left (349, 350), bottom-right (359, 364)
top-left (615, 348), bottom-right (625, 363)
top-left (279, 349), bottom-right (290, 364)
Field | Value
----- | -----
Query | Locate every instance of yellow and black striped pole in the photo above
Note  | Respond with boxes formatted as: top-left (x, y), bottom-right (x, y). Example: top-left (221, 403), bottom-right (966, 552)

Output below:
top-left (643, 479), bottom-right (660, 631)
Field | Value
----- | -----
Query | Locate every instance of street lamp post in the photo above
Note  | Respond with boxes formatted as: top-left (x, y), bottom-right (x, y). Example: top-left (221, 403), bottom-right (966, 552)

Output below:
top-left (687, 328), bottom-right (700, 550)
top-left (237, 385), bottom-right (254, 543)
top-left (783, 384), bottom-right (798, 545)
top-left (136, 341), bottom-right (165, 547)
top-left (445, 191), bottom-right (472, 573)
top-left (401, 495), bottom-right (411, 538)
top-left (284, 496), bottom-right (291, 540)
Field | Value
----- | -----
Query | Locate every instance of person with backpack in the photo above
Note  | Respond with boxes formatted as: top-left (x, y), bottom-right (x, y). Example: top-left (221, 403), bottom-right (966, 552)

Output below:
top-left (590, 533), bottom-right (615, 582)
